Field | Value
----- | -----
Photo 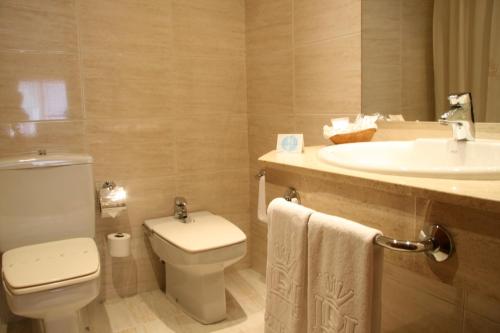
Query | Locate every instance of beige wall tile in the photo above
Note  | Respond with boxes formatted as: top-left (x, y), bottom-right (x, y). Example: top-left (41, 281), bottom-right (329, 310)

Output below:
top-left (466, 290), bottom-right (500, 324)
top-left (361, 0), bottom-right (400, 40)
top-left (294, 35), bottom-right (361, 114)
top-left (248, 114), bottom-right (295, 163)
top-left (247, 50), bottom-right (293, 115)
top-left (246, 25), bottom-right (293, 54)
top-left (382, 274), bottom-right (463, 332)
top-left (246, 0), bottom-right (291, 30)
top-left (87, 118), bottom-right (176, 181)
top-left (294, 0), bottom-right (361, 45)
top-left (173, 56), bottom-right (246, 115)
top-left (0, 0), bottom-right (77, 53)
top-left (0, 52), bottom-right (82, 122)
top-left (175, 114), bottom-right (248, 173)
top-left (414, 199), bottom-right (500, 300)
top-left (362, 0), bottom-right (435, 121)
top-left (464, 311), bottom-right (500, 333)
top-left (0, 120), bottom-right (86, 157)
top-left (81, 50), bottom-right (171, 119)
top-left (78, 0), bottom-right (171, 55)
top-left (175, 169), bottom-right (250, 216)
top-left (172, 1), bottom-right (245, 57)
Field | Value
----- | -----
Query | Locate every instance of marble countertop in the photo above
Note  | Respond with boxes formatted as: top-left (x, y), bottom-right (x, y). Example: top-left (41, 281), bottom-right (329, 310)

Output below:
top-left (259, 146), bottom-right (500, 212)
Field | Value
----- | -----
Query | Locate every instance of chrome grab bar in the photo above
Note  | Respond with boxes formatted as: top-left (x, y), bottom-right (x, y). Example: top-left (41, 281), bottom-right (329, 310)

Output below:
top-left (374, 224), bottom-right (454, 262)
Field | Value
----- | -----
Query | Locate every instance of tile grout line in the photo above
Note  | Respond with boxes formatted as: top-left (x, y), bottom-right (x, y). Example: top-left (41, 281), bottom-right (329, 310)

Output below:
top-left (73, 0), bottom-right (89, 153)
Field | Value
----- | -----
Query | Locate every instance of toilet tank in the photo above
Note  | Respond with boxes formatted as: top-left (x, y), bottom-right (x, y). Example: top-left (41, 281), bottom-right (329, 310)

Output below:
top-left (0, 154), bottom-right (95, 252)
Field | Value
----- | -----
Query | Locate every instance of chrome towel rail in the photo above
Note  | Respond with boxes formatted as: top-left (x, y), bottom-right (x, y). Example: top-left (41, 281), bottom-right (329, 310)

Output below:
top-left (374, 224), bottom-right (454, 262)
top-left (256, 169), bottom-right (453, 263)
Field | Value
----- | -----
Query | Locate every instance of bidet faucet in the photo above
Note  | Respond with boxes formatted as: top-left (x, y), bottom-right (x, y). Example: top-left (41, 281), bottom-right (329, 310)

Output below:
top-left (439, 92), bottom-right (475, 141)
top-left (174, 197), bottom-right (188, 221)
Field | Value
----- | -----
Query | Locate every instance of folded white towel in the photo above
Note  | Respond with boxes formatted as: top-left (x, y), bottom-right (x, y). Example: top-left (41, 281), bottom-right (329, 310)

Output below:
top-left (265, 198), bottom-right (315, 333)
top-left (307, 212), bottom-right (383, 333)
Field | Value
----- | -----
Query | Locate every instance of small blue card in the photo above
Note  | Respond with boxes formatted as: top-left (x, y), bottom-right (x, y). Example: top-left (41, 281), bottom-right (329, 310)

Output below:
top-left (276, 134), bottom-right (304, 153)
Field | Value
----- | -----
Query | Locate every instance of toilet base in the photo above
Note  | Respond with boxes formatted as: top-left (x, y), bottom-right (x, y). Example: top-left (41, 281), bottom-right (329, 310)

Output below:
top-left (44, 312), bottom-right (80, 333)
top-left (165, 262), bottom-right (227, 324)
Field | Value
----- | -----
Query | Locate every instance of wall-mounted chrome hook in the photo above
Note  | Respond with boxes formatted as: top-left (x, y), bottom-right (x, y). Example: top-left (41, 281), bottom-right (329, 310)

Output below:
top-left (255, 169), bottom-right (266, 179)
top-left (284, 187), bottom-right (301, 204)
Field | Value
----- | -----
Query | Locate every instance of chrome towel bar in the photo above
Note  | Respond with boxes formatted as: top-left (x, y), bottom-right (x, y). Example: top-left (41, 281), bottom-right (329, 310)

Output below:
top-left (256, 169), bottom-right (453, 263)
top-left (374, 224), bottom-right (454, 262)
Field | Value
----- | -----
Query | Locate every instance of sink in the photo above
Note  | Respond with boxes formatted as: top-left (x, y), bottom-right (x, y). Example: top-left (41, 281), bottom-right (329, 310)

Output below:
top-left (318, 138), bottom-right (500, 180)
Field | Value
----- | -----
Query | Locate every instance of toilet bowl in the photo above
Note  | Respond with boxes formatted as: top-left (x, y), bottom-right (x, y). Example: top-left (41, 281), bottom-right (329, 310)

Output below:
top-left (1, 238), bottom-right (101, 333)
top-left (144, 211), bottom-right (247, 324)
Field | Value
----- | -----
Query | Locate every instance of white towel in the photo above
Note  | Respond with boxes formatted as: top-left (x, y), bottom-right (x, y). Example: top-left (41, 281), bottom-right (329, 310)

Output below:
top-left (265, 198), bottom-right (315, 333)
top-left (257, 173), bottom-right (268, 223)
top-left (307, 212), bottom-right (383, 333)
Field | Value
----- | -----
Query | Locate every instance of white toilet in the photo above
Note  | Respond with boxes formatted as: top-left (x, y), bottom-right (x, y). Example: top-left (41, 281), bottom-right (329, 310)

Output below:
top-left (144, 211), bottom-right (247, 324)
top-left (0, 154), bottom-right (100, 333)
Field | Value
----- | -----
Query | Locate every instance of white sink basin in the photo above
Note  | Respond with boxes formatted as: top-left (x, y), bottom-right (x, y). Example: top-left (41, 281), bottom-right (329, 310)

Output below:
top-left (318, 138), bottom-right (500, 180)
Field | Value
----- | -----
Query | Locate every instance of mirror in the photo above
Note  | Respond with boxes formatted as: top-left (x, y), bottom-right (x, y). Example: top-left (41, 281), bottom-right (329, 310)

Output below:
top-left (361, 0), bottom-right (500, 122)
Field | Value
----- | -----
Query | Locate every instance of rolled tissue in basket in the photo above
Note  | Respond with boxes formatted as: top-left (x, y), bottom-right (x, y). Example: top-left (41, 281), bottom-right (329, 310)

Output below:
top-left (323, 114), bottom-right (378, 144)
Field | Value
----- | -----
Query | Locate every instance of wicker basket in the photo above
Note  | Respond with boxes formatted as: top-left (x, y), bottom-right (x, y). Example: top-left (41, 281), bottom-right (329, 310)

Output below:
top-left (329, 128), bottom-right (377, 144)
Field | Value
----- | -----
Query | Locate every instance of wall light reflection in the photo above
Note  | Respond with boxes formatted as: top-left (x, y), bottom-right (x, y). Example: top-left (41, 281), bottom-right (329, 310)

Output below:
top-left (17, 80), bottom-right (68, 121)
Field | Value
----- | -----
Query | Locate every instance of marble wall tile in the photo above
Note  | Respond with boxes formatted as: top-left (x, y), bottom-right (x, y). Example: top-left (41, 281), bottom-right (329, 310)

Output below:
top-left (246, 0), bottom-right (291, 30)
top-left (175, 114), bottom-right (249, 172)
top-left (246, 0), bottom-right (292, 53)
top-left (0, 52), bottom-right (82, 122)
top-left (414, 199), bottom-right (500, 300)
top-left (172, 56), bottom-right (246, 115)
top-left (463, 311), bottom-right (500, 333)
top-left (294, 35), bottom-right (361, 115)
top-left (0, 0), bottom-right (77, 53)
top-left (172, 1), bottom-right (245, 57)
top-left (294, 0), bottom-right (361, 45)
top-left (362, 0), bottom-right (434, 121)
top-left (80, 50), bottom-right (171, 120)
top-left (246, 50), bottom-right (293, 115)
top-left (78, 0), bottom-right (171, 55)
top-left (86, 118), bottom-right (176, 181)
top-left (0, 120), bottom-right (86, 156)
top-left (247, 114), bottom-right (295, 163)
top-left (382, 271), bottom-right (463, 332)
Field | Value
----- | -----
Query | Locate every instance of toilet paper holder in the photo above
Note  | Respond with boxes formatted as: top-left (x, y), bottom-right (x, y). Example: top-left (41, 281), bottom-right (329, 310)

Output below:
top-left (99, 181), bottom-right (127, 218)
top-left (99, 181), bottom-right (127, 207)
top-left (256, 169), bottom-right (301, 204)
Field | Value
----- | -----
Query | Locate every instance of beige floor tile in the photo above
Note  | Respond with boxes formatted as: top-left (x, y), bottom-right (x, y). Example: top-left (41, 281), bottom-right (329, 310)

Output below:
top-left (7, 268), bottom-right (265, 333)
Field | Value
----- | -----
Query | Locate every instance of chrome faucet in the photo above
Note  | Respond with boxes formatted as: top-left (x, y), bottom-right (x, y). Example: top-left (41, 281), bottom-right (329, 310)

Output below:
top-left (174, 197), bottom-right (188, 222)
top-left (439, 92), bottom-right (475, 141)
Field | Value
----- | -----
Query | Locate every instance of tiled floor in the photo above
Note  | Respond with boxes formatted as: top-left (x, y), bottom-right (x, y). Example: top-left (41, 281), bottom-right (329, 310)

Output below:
top-left (5, 269), bottom-right (266, 333)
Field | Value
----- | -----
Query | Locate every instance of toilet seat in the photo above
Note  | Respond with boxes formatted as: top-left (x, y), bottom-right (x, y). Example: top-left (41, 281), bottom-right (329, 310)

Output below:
top-left (2, 238), bottom-right (100, 295)
top-left (144, 211), bottom-right (246, 253)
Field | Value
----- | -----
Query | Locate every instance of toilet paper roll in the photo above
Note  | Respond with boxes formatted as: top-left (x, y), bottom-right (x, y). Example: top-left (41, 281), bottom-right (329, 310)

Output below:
top-left (107, 233), bottom-right (131, 257)
top-left (257, 173), bottom-right (268, 224)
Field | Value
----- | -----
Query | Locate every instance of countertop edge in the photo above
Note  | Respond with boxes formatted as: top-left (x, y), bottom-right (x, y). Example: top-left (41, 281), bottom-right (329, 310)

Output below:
top-left (258, 146), bottom-right (500, 213)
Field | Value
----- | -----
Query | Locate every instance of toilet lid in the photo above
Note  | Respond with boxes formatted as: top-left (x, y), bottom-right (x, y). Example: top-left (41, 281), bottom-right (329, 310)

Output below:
top-left (144, 211), bottom-right (247, 253)
top-left (2, 238), bottom-right (100, 295)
